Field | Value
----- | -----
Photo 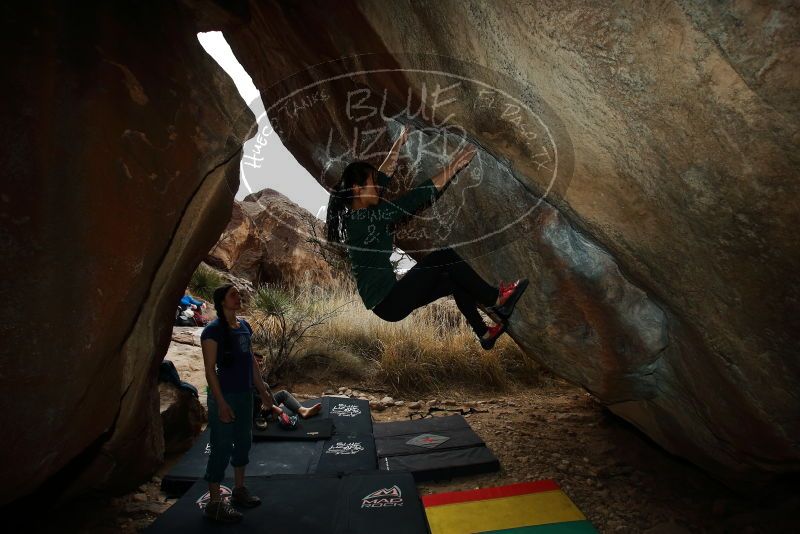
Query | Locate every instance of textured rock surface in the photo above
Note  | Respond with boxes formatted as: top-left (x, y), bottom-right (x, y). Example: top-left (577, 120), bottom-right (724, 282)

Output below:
top-left (217, 0), bottom-right (800, 484)
top-left (197, 261), bottom-right (257, 304)
top-left (0, 3), bottom-right (253, 504)
top-left (167, 328), bottom-right (210, 409)
top-left (159, 383), bottom-right (206, 455)
top-left (205, 189), bottom-right (335, 288)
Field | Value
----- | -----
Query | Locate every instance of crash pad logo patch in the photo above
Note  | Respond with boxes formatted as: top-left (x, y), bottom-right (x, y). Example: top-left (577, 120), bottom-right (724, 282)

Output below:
top-left (331, 403), bottom-right (361, 417)
top-left (362, 485), bottom-right (403, 508)
top-left (196, 485), bottom-right (232, 509)
top-left (325, 441), bottom-right (365, 455)
top-left (407, 433), bottom-right (450, 448)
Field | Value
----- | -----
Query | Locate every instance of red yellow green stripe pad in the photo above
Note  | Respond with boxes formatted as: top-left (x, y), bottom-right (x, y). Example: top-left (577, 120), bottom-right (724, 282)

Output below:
top-left (422, 480), bottom-right (597, 534)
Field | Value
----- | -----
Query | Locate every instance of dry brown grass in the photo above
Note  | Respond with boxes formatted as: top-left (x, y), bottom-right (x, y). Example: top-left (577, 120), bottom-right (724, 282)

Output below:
top-left (245, 273), bottom-right (545, 395)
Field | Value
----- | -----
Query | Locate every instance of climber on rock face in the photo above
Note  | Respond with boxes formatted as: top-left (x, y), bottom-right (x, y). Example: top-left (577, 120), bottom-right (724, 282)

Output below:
top-left (325, 124), bottom-right (528, 350)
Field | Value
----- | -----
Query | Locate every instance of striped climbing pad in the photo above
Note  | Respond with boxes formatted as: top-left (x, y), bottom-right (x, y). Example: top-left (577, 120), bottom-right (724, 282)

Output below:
top-left (422, 479), bottom-right (597, 533)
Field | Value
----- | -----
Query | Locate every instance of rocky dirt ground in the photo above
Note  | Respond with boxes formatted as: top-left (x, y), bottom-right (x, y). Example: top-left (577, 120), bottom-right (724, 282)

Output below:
top-left (32, 329), bottom-right (800, 533)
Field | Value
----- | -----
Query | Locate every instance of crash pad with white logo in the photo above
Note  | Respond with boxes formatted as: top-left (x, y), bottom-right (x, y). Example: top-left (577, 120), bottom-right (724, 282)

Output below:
top-left (146, 472), bottom-right (428, 534)
top-left (315, 433), bottom-right (377, 474)
top-left (162, 396), bottom-right (376, 496)
top-left (325, 397), bottom-right (373, 435)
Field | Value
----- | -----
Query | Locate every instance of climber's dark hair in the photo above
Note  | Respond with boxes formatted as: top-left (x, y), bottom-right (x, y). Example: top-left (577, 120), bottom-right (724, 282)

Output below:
top-left (212, 284), bottom-right (236, 363)
top-left (325, 160), bottom-right (377, 245)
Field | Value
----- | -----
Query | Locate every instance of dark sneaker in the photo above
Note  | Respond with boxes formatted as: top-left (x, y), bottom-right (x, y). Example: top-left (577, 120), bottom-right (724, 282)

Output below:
top-left (254, 415), bottom-right (267, 431)
top-left (231, 485), bottom-right (261, 508)
top-left (479, 322), bottom-right (507, 350)
top-left (488, 278), bottom-right (529, 321)
top-left (204, 499), bottom-right (243, 523)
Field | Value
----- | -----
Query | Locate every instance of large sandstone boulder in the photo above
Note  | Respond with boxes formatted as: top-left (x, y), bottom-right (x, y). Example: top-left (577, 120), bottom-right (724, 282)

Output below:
top-left (205, 189), bottom-right (335, 288)
top-left (214, 1), bottom-right (799, 485)
top-left (0, 3), bottom-right (254, 504)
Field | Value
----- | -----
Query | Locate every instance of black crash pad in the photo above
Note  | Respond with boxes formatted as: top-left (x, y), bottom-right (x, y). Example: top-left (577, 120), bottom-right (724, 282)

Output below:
top-left (379, 445), bottom-right (500, 482)
top-left (373, 414), bottom-right (469, 438)
top-left (315, 433), bottom-right (377, 474)
top-left (376, 427), bottom-right (485, 457)
top-left (162, 431), bottom-right (378, 497)
top-left (253, 396), bottom-right (331, 440)
top-left (374, 415), bottom-right (499, 482)
top-left (324, 396), bottom-right (373, 435)
top-left (162, 396), bottom-right (375, 496)
top-left (253, 396), bottom-right (372, 439)
top-left (374, 415), bottom-right (483, 458)
top-left (147, 472), bottom-right (428, 534)
top-left (161, 427), bottom-right (322, 496)
top-left (252, 416), bottom-right (334, 441)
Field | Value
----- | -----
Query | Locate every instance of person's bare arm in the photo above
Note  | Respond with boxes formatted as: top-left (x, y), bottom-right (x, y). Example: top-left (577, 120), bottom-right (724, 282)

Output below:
top-left (430, 144), bottom-right (477, 191)
top-left (378, 125), bottom-right (410, 176)
top-left (251, 356), bottom-right (269, 396)
top-left (251, 353), bottom-right (278, 414)
top-left (201, 338), bottom-right (235, 422)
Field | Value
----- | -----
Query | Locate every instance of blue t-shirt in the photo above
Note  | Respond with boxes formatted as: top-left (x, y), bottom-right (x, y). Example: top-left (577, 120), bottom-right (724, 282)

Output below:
top-left (200, 317), bottom-right (253, 393)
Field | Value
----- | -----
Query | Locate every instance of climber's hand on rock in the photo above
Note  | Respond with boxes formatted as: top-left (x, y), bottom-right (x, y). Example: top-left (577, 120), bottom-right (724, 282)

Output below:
top-left (399, 124), bottom-right (411, 143)
top-left (451, 145), bottom-right (477, 172)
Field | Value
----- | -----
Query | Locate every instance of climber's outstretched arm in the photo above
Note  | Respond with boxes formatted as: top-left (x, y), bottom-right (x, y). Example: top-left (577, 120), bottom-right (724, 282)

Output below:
top-left (378, 124), bottom-right (410, 177)
top-left (430, 145), bottom-right (477, 192)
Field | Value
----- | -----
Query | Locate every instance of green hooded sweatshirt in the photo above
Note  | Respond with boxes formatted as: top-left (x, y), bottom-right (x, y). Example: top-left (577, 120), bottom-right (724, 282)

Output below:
top-left (344, 171), bottom-right (439, 309)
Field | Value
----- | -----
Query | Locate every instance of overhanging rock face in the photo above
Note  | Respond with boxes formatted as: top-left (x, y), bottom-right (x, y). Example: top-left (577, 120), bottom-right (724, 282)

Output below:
top-left (215, 0), bottom-right (799, 485)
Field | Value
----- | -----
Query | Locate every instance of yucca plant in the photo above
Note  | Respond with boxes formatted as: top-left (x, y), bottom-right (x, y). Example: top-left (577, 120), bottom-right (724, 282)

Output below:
top-left (188, 263), bottom-right (223, 302)
top-left (250, 282), bottom-right (349, 383)
top-left (253, 283), bottom-right (292, 315)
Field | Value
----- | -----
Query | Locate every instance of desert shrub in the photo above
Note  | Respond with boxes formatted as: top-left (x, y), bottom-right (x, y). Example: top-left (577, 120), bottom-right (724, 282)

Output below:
top-left (247, 273), bottom-right (544, 393)
top-left (189, 263), bottom-right (224, 302)
top-left (249, 282), bottom-right (347, 383)
top-left (293, 276), bottom-right (541, 394)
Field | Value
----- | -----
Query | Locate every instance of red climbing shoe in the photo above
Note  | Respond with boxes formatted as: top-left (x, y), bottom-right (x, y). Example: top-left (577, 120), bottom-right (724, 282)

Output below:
top-left (488, 278), bottom-right (529, 322)
top-left (480, 322), bottom-right (507, 350)
top-left (278, 411), bottom-right (298, 430)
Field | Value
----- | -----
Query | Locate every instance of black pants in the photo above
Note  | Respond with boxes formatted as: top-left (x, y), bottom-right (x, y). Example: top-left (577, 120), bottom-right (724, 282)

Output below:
top-left (372, 247), bottom-right (498, 338)
top-left (271, 390), bottom-right (303, 412)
